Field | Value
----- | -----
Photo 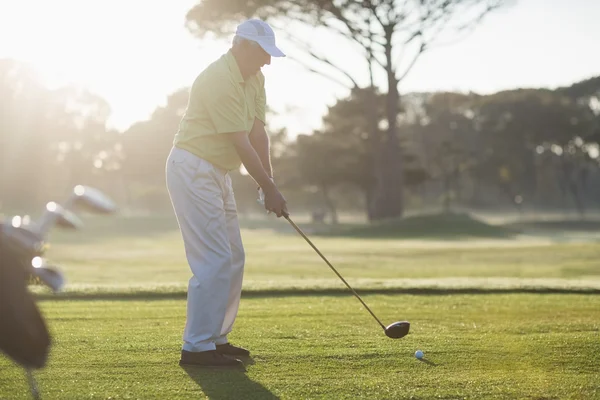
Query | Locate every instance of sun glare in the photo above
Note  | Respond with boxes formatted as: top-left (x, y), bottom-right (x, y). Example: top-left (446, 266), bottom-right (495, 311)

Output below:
top-left (0, 0), bottom-right (205, 130)
top-left (3, 0), bottom-right (598, 135)
top-left (1, 0), bottom-right (339, 134)
top-left (1, 0), bottom-right (110, 87)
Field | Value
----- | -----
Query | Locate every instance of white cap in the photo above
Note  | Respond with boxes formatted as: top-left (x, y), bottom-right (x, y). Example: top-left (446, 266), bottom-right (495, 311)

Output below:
top-left (235, 19), bottom-right (285, 57)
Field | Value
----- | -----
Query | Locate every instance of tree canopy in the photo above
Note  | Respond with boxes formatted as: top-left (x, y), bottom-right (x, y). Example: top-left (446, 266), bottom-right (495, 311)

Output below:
top-left (184, 0), bottom-right (507, 220)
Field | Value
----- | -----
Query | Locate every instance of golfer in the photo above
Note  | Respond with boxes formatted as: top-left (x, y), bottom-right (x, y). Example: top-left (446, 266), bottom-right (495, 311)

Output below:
top-left (166, 19), bottom-right (288, 368)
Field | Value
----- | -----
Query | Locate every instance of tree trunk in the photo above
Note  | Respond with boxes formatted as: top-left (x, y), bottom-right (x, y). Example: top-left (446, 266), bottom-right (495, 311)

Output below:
top-left (366, 89), bottom-right (380, 221)
top-left (377, 101), bottom-right (404, 218)
top-left (501, 182), bottom-right (523, 215)
top-left (570, 182), bottom-right (585, 219)
top-left (365, 186), bottom-right (374, 221)
top-left (453, 163), bottom-right (462, 207)
top-left (567, 170), bottom-right (586, 219)
top-left (370, 28), bottom-right (404, 221)
top-left (443, 173), bottom-right (451, 213)
top-left (365, 34), bottom-right (382, 222)
top-left (321, 184), bottom-right (338, 225)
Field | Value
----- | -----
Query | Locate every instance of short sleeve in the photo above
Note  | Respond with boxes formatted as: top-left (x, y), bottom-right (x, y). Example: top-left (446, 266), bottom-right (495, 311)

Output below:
top-left (255, 73), bottom-right (267, 124)
top-left (202, 77), bottom-right (248, 134)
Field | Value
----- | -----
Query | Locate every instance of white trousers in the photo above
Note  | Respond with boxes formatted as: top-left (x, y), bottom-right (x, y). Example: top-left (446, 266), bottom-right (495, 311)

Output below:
top-left (165, 146), bottom-right (245, 352)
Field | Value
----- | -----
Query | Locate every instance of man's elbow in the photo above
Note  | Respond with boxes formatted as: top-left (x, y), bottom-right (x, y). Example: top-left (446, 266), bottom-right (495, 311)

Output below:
top-left (230, 131), bottom-right (251, 152)
top-left (249, 119), bottom-right (267, 141)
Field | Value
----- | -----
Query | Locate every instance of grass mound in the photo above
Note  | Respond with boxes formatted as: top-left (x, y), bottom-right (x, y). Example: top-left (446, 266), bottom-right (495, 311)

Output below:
top-left (319, 212), bottom-right (518, 239)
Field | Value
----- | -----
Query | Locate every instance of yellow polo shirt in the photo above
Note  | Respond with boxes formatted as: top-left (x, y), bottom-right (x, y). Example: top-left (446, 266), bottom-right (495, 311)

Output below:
top-left (173, 50), bottom-right (266, 171)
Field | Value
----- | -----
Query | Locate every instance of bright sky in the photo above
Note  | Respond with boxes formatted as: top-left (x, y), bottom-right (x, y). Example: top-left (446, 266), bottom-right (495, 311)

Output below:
top-left (0, 0), bottom-right (599, 135)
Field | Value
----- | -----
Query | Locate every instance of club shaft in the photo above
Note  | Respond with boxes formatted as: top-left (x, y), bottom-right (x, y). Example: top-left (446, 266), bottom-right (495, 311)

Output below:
top-left (26, 369), bottom-right (40, 400)
top-left (285, 215), bottom-right (386, 330)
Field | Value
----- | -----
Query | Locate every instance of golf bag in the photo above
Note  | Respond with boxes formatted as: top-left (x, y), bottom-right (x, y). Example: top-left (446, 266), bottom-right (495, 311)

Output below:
top-left (0, 222), bottom-right (51, 370)
top-left (0, 185), bottom-right (116, 399)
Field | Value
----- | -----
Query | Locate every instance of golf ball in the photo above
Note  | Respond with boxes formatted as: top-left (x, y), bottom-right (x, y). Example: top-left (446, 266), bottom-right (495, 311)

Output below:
top-left (415, 350), bottom-right (424, 359)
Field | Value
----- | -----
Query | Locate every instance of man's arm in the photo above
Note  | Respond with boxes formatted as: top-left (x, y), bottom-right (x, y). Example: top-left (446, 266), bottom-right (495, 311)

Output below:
top-left (248, 118), bottom-right (273, 179)
top-left (231, 131), bottom-right (287, 217)
top-left (231, 131), bottom-right (276, 193)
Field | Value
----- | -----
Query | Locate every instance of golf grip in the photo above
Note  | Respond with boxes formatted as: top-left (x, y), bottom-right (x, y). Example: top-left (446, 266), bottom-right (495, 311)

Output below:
top-left (284, 215), bottom-right (386, 330)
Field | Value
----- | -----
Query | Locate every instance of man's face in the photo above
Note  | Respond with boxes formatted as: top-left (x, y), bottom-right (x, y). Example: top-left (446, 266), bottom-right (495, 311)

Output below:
top-left (243, 41), bottom-right (271, 76)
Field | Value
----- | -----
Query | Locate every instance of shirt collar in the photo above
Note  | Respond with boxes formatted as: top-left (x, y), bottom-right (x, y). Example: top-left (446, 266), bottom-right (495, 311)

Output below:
top-left (226, 50), bottom-right (245, 84)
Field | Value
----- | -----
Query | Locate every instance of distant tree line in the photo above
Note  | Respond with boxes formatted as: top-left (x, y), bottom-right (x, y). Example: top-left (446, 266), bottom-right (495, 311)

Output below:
top-left (281, 80), bottom-right (600, 221)
top-left (1, 58), bottom-right (599, 222)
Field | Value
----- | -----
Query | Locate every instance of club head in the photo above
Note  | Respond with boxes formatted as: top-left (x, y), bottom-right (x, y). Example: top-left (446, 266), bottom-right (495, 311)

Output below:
top-left (384, 321), bottom-right (410, 339)
top-left (72, 185), bottom-right (117, 214)
top-left (2, 219), bottom-right (45, 256)
top-left (47, 202), bottom-right (84, 230)
top-left (31, 258), bottom-right (65, 292)
top-left (56, 210), bottom-right (83, 229)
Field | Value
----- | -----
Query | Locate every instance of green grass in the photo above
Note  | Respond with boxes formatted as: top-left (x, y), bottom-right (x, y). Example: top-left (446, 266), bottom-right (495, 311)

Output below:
top-left (1, 294), bottom-right (599, 399)
top-left (37, 214), bottom-right (600, 294)
top-left (317, 212), bottom-right (518, 238)
top-left (2, 213), bottom-right (600, 399)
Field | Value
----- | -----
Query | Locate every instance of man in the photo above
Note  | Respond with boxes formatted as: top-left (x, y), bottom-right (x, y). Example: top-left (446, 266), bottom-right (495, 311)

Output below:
top-left (165, 18), bottom-right (288, 369)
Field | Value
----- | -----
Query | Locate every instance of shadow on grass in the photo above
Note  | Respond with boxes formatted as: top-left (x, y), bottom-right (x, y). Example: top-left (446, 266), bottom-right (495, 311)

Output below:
top-left (34, 286), bottom-right (600, 302)
top-left (181, 362), bottom-right (279, 400)
top-left (418, 358), bottom-right (438, 367)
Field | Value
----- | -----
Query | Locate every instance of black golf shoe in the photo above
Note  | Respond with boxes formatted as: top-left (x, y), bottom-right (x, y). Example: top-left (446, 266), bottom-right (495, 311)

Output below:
top-left (179, 350), bottom-right (244, 368)
top-left (216, 343), bottom-right (250, 357)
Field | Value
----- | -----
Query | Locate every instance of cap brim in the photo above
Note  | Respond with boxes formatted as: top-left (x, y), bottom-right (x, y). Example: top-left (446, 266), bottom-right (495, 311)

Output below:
top-left (260, 43), bottom-right (285, 57)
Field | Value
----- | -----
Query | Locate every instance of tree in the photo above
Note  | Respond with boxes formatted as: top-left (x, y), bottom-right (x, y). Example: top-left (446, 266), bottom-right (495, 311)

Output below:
top-left (0, 59), bottom-right (115, 210)
top-left (49, 86), bottom-right (114, 191)
top-left (559, 76), bottom-right (600, 155)
top-left (184, 0), bottom-right (506, 220)
top-left (120, 88), bottom-right (189, 181)
top-left (292, 87), bottom-right (428, 220)
top-left (0, 59), bottom-right (51, 208)
top-left (408, 92), bottom-right (481, 211)
top-left (535, 139), bottom-right (594, 217)
top-left (294, 132), bottom-right (356, 223)
top-left (114, 89), bottom-right (190, 211)
top-left (470, 88), bottom-right (598, 211)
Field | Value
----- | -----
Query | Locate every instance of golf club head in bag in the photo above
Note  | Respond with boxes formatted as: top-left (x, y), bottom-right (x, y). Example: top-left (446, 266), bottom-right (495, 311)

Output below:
top-left (0, 185), bottom-right (116, 397)
top-left (34, 185), bottom-right (116, 237)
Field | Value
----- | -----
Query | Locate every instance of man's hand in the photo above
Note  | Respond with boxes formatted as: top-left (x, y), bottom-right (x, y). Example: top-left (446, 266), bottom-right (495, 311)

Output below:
top-left (262, 185), bottom-right (288, 218)
top-left (257, 179), bottom-right (288, 218)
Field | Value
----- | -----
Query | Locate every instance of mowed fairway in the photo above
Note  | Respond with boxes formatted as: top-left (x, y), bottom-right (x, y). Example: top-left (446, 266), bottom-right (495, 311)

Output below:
top-left (0, 295), bottom-right (599, 399)
top-left (38, 215), bottom-right (600, 293)
top-left (1, 214), bottom-right (600, 399)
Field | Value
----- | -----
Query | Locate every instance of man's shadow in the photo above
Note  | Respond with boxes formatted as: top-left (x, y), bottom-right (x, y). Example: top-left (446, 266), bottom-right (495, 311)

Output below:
top-left (182, 358), bottom-right (280, 400)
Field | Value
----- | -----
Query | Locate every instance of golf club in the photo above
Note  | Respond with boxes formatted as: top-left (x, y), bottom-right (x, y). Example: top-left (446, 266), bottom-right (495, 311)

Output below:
top-left (50, 202), bottom-right (84, 230)
top-left (26, 369), bottom-right (40, 400)
top-left (31, 258), bottom-right (65, 292)
top-left (1, 185), bottom-right (117, 400)
top-left (284, 214), bottom-right (410, 339)
top-left (35, 185), bottom-right (117, 237)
